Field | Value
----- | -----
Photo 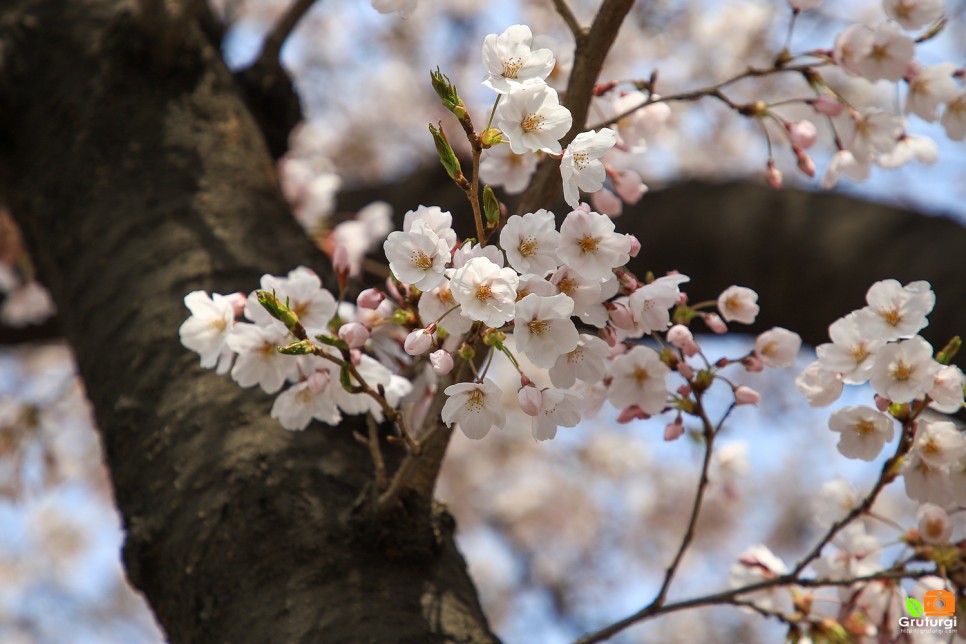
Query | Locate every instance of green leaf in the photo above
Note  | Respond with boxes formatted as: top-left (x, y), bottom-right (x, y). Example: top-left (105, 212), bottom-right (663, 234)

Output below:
top-left (906, 597), bottom-right (925, 618)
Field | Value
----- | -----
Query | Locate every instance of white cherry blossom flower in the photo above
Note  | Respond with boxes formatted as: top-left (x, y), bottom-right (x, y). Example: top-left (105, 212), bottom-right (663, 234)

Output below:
top-left (918, 504), bottom-right (952, 545)
top-left (905, 63), bottom-right (958, 122)
top-left (869, 336), bottom-right (940, 403)
top-left (495, 84), bottom-right (572, 154)
top-left (815, 313), bottom-right (884, 384)
top-left (835, 23), bottom-right (914, 82)
top-left (441, 379), bottom-right (506, 439)
top-left (754, 327), bottom-right (802, 368)
top-left (549, 333), bottom-right (610, 388)
top-left (608, 345), bottom-right (670, 414)
top-left (821, 149), bottom-right (871, 188)
top-left (717, 285), bottom-right (759, 324)
top-left (928, 364), bottom-right (965, 413)
top-left (549, 266), bottom-right (603, 317)
top-left (418, 285), bottom-right (472, 337)
top-left (828, 406), bottom-right (895, 461)
top-left (180, 291), bottom-right (236, 373)
top-left (531, 388), bottom-right (582, 441)
top-left (627, 274), bottom-right (690, 335)
top-left (452, 241), bottom-right (505, 269)
top-left (941, 91), bottom-right (966, 140)
top-left (226, 322), bottom-right (296, 394)
top-left (854, 279), bottom-right (934, 341)
top-left (480, 145), bottom-right (539, 194)
top-left (796, 361), bottom-right (844, 407)
top-left (449, 257), bottom-right (519, 327)
top-left (384, 219), bottom-right (450, 291)
top-left (903, 450), bottom-right (953, 505)
top-left (500, 209), bottom-right (561, 275)
top-left (516, 273), bottom-right (557, 300)
top-left (560, 129), bottom-right (617, 208)
top-left (883, 0), bottom-right (945, 31)
top-left (513, 293), bottom-right (579, 368)
top-left (844, 110), bottom-right (904, 162)
top-left (403, 205), bottom-right (457, 250)
top-left (914, 418), bottom-right (966, 468)
top-left (482, 25), bottom-right (555, 94)
top-left (729, 545), bottom-right (789, 611)
top-left (270, 372), bottom-right (341, 431)
top-left (876, 134), bottom-right (937, 169)
top-left (556, 208), bottom-right (631, 280)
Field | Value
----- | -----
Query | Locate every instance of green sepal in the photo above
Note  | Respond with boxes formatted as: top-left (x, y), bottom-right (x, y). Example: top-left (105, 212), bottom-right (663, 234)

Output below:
top-left (278, 339), bottom-right (315, 355)
top-left (430, 68), bottom-right (467, 118)
top-left (429, 122), bottom-right (465, 186)
top-left (256, 290), bottom-right (306, 339)
top-left (482, 185), bottom-right (501, 229)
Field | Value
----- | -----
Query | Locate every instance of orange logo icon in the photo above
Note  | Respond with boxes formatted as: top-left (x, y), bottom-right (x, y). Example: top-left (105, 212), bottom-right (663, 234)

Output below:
top-left (923, 589), bottom-right (956, 617)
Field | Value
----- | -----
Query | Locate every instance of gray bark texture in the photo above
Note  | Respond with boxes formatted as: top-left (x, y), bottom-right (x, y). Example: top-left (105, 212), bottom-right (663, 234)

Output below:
top-left (0, 1), bottom-right (495, 642)
top-left (1, 1), bottom-right (965, 642)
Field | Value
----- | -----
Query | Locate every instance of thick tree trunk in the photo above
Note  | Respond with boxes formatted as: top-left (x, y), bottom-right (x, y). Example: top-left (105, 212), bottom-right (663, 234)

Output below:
top-left (0, 2), bottom-right (494, 642)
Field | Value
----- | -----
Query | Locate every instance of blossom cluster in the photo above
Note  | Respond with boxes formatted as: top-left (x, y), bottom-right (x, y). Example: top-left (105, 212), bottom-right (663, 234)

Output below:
top-left (795, 279), bottom-right (965, 505)
top-left (480, 25), bottom-right (622, 209)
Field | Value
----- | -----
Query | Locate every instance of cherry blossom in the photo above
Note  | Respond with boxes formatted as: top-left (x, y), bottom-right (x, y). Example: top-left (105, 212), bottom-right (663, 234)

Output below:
top-left (828, 406), bottom-right (895, 461)
top-left (449, 257), bottom-right (519, 327)
top-left (480, 144), bottom-right (538, 193)
top-left (384, 219), bottom-right (451, 291)
top-left (796, 362), bottom-right (845, 407)
top-left (226, 322), bottom-right (296, 394)
top-left (754, 327), bottom-right (801, 368)
top-left (495, 84), bottom-right (572, 154)
top-left (928, 364), bottom-right (965, 413)
top-left (270, 372), bottom-right (341, 431)
top-left (530, 388), bottom-right (582, 441)
top-left (941, 91), bottom-right (966, 140)
top-left (917, 504), bottom-right (952, 545)
top-left (905, 63), bottom-right (958, 122)
top-left (179, 291), bottom-right (236, 374)
top-left (548, 334), bottom-right (609, 388)
top-left (913, 418), bottom-right (966, 468)
top-left (512, 293), bottom-right (579, 368)
top-left (883, 0), bottom-right (945, 31)
top-left (868, 336), bottom-right (940, 403)
top-left (815, 313), bottom-right (884, 384)
top-left (854, 279), bottom-right (934, 341)
top-left (717, 285), bottom-right (759, 324)
top-left (481, 25), bottom-right (555, 94)
top-left (441, 379), bottom-right (506, 439)
top-left (556, 208), bottom-right (631, 280)
top-left (560, 129), bottom-right (617, 208)
top-left (403, 205), bottom-right (457, 250)
top-left (500, 209), bottom-right (561, 275)
top-left (607, 345), bottom-right (669, 414)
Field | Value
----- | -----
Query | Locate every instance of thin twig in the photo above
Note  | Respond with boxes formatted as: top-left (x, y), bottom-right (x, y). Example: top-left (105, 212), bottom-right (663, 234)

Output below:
top-left (256, 0), bottom-right (318, 67)
top-left (367, 414), bottom-right (388, 490)
top-left (551, 0), bottom-right (584, 40)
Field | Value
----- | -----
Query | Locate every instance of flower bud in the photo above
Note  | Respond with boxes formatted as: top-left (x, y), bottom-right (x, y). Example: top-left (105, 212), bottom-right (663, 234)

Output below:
top-left (226, 292), bottom-right (247, 317)
top-left (787, 119), bottom-right (817, 149)
top-left (608, 302), bottom-right (636, 330)
top-left (627, 235), bottom-right (642, 258)
top-left (480, 128), bottom-right (503, 147)
top-left (357, 288), bottom-right (385, 309)
top-left (734, 385), bottom-right (761, 405)
top-left (677, 362), bottom-right (695, 379)
top-left (430, 349), bottom-right (454, 375)
top-left (918, 504), bottom-right (952, 545)
top-left (518, 385), bottom-right (543, 416)
top-left (664, 419), bottom-right (685, 441)
top-left (742, 355), bottom-right (765, 373)
top-left (765, 160), bottom-right (782, 189)
top-left (810, 95), bottom-right (844, 117)
top-left (705, 313), bottom-right (727, 334)
top-left (796, 147), bottom-right (816, 178)
top-left (617, 405), bottom-right (648, 423)
top-left (404, 328), bottom-right (434, 356)
top-left (338, 322), bottom-right (370, 349)
top-left (590, 187), bottom-right (622, 217)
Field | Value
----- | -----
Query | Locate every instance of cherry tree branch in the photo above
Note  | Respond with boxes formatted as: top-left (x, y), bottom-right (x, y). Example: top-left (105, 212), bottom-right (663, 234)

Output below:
top-left (256, 0), bottom-right (319, 67)
top-left (517, 0), bottom-right (634, 213)
top-left (551, 0), bottom-right (585, 40)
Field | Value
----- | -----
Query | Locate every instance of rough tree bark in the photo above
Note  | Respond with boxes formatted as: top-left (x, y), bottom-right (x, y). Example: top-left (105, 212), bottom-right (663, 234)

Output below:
top-left (1, 1), bottom-right (965, 642)
top-left (0, 1), bottom-right (494, 642)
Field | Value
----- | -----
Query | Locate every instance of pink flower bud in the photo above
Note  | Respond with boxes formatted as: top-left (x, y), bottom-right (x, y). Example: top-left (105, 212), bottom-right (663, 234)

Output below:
top-left (742, 355), bottom-right (765, 373)
top-left (787, 120), bottom-right (817, 149)
top-left (667, 324), bottom-right (694, 348)
top-left (385, 276), bottom-right (403, 302)
top-left (357, 288), bottom-right (385, 309)
top-left (226, 292), bottom-right (248, 317)
top-left (601, 325), bottom-right (619, 347)
top-left (734, 385), bottom-right (761, 405)
top-left (810, 95), bottom-right (843, 117)
top-left (577, 202), bottom-right (592, 213)
top-left (518, 385), bottom-right (543, 416)
top-left (306, 370), bottom-right (331, 395)
top-left (591, 187), bottom-right (623, 217)
top-left (664, 419), bottom-right (685, 441)
top-left (350, 348), bottom-right (362, 365)
top-left (404, 328), bottom-right (433, 356)
top-left (612, 169), bottom-right (647, 204)
top-left (338, 322), bottom-right (370, 348)
top-left (333, 245), bottom-right (350, 278)
top-left (765, 161), bottom-right (782, 189)
top-left (608, 302), bottom-right (636, 330)
top-left (627, 235), bottom-right (642, 258)
top-left (677, 384), bottom-right (692, 397)
top-left (705, 313), bottom-right (727, 334)
top-left (677, 362), bottom-right (695, 379)
top-left (430, 349), bottom-right (454, 375)
top-left (617, 405), bottom-right (648, 423)
top-left (795, 148), bottom-right (816, 178)
top-left (874, 394), bottom-right (891, 411)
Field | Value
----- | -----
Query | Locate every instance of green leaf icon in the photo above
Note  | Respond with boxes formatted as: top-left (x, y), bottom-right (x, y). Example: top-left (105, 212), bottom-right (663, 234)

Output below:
top-left (906, 598), bottom-right (925, 617)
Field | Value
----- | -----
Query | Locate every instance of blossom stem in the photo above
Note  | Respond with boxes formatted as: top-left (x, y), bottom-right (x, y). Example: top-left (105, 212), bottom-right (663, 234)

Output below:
top-left (485, 95), bottom-right (502, 132)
